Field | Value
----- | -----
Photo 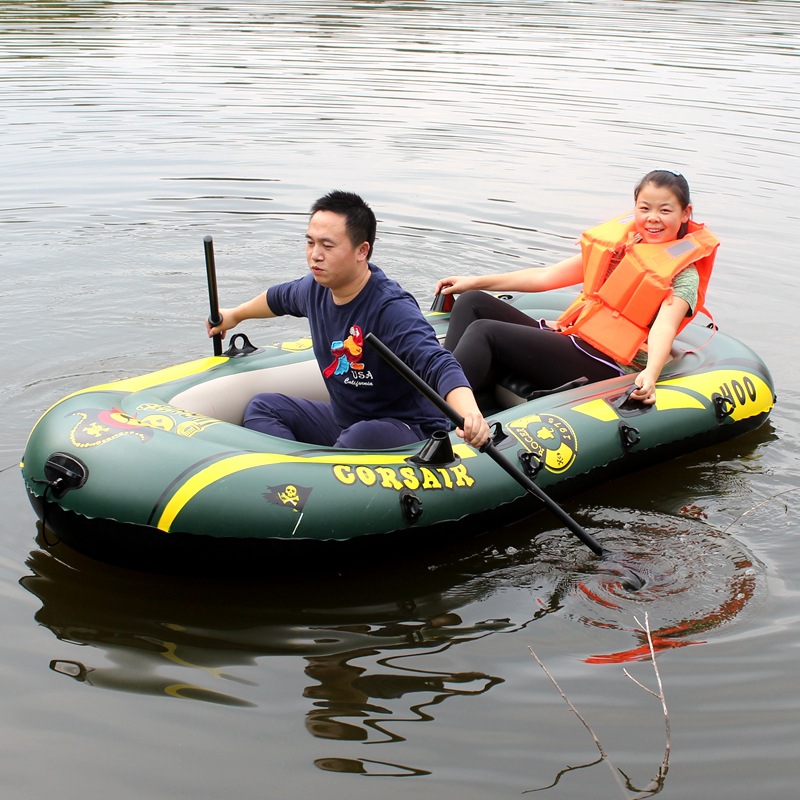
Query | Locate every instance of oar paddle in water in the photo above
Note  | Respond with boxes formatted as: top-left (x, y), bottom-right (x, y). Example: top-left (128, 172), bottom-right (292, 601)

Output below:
top-left (203, 235), bottom-right (223, 357)
top-left (364, 332), bottom-right (610, 559)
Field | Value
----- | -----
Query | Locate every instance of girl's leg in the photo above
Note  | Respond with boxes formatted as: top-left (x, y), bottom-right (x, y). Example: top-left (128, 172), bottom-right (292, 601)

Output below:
top-left (443, 290), bottom-right (539, 351)
top-left (454, 320), bottom-right (620, 395)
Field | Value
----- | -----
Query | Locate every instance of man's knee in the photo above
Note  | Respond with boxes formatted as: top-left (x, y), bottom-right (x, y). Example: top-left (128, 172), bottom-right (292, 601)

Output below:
top-left (243, 393), bottom-right (295, 436)
top-left (335, 419), bottom-right (420, 450)
top-left (245, 392), bottom-right (287, 420)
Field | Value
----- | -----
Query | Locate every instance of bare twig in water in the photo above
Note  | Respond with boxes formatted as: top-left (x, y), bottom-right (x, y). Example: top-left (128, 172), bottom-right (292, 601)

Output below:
top-left (527, 647), bottom-right (629, 797)
top-left (527, 612), bottom-right (671, 798)
top-left (522, 756), bottom-right (604, 793)
top-left (721, 486), bottom-right (800, 533)
top-left (622, 613), bottom-right (670, 794)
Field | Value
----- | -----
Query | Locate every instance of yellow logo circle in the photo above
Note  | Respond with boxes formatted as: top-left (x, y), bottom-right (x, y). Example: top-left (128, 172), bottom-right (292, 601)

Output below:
top-left (508, 413), bottom-right (578, 474)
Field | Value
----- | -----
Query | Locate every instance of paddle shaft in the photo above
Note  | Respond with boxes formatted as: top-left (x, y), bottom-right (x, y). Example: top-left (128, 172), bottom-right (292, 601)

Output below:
top-left (203, 235), bottom-right (223, 357)
top-left (365, 332), bottom-right (607, 558)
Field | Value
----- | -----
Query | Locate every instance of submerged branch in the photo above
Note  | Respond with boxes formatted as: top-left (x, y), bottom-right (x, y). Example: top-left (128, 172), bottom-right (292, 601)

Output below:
top-left (721, 486), bottom-right (800, 533)
top-left (522, 756), bottom-right (604, 794)
top-left (623, 613), bottom-right (671, 795)
top-left (527, 612), bottom-right (672, 798)
top-left (528, 646), bottom-right (630, 798)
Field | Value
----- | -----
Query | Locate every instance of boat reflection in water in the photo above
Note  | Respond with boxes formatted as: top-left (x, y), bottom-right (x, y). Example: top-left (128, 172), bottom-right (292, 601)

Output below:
top-left (22, 507), bottom-right (765, 776)
top-left (22, 528), bottom-right (521, 722)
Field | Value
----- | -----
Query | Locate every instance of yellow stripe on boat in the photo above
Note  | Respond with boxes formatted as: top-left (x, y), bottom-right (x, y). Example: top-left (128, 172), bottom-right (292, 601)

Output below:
top-left (660, 370), bottom-right (774, 420)
top-left (573, 370), bottom-right (772, 421)
top-left (157, 445), bottom-right (478, 532)
top-left (571, 387), bottom-right (705, 422)
top-left (29, 357), bottom-right (229, 433)
top-left (76, 357), bottom-right (228, 395)
top-left (572, 399), bottom-right (619, 422)
top-left (649, 386), bottom-right (706, 411)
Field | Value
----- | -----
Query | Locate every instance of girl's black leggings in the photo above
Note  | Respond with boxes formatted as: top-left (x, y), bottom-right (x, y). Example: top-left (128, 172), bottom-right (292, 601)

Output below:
top-left (443, 291), bottom-right (622, 395)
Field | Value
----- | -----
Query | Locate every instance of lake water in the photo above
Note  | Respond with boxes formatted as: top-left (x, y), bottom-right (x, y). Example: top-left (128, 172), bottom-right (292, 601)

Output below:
top-left (2, 2), bottom-right (799, 798)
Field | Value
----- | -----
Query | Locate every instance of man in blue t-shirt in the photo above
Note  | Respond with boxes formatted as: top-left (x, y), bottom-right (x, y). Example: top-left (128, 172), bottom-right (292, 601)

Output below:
top-left (207, 190), bottom-right (490, 450)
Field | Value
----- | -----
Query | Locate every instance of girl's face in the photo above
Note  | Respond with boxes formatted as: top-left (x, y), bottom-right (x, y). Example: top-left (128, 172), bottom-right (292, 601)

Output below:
top-left (633, 183), bottom-right (691, 243)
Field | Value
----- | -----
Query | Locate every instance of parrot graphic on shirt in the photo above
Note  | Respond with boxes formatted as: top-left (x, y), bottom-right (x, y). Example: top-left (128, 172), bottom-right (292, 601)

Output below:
top-left (323, 325), bottom-right (365, 378)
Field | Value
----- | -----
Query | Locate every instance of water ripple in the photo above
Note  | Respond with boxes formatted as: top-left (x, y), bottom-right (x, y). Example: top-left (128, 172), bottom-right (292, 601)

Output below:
top-left (531, 508), bottom-right (766, 663)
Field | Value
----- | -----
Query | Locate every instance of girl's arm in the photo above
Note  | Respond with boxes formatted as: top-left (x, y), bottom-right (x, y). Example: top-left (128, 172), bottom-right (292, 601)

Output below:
top-left (435, 253), bottom-right (584, 296)
top-left (631, 296), bottom-right (691, 403)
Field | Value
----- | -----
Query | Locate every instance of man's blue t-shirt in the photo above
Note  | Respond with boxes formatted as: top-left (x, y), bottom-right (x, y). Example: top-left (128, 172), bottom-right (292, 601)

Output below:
top-left (267, 264), bottom-right (469, 435)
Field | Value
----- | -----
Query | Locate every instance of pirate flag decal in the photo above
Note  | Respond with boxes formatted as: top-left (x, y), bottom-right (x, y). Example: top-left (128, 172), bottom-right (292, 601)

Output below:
top-left (263, 483), bottom-right (312, 537)
top-left (263, 483), bottom-right (312, 512)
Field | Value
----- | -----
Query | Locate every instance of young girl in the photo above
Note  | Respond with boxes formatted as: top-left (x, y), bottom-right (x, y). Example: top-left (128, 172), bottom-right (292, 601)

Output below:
top-left (435, 170), bottom-right (719, 405)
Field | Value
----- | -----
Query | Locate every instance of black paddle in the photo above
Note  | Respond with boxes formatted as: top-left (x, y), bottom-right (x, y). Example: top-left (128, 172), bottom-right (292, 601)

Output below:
top-left (203, 235), bottom-right (223, 357)
top-left (365, 332), bottom-right (608, 558)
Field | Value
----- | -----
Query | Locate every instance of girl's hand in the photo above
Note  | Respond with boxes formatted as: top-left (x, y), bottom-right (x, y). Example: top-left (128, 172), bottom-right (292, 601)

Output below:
top-left (631, 369), bottom-right (658, 404)
top-left (435, 276), bottom-right (475, 296)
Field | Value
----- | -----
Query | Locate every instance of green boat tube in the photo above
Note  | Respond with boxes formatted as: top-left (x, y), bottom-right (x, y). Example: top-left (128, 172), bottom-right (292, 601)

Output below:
top-left (21, 291), bottom-right (775, 570)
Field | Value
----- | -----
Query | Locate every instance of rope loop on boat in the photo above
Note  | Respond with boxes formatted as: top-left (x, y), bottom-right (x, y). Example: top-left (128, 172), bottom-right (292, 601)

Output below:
top-left (399, 489), bottom-right (423, 525)
top-left (518, 450), bottom-right (544, 480)
top-left (223, 332), bottom-right (259, 358)
top-left (712, 393), bottom-right (736, 421)
top-left (618, 420), bottom-right (641, 450)
top-left (27, 481), bottom-right (59, 548)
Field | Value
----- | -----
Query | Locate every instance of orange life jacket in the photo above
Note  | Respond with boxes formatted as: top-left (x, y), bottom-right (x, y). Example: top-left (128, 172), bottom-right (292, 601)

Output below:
top-left (555, 212), bottom-right (719, 364)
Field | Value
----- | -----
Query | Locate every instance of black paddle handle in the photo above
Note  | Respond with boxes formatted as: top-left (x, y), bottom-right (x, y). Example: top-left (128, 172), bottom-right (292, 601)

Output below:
top-left (203, 235), bottom-right (223, 357)
top-left (365, 333), bottom-right (466, 428)
top-left (364, 332), bottom-right (606, 557)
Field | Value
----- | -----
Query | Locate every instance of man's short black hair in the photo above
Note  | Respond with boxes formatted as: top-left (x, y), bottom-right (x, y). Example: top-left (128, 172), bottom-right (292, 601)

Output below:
top-left (310, 190), bottom-right (377, 258)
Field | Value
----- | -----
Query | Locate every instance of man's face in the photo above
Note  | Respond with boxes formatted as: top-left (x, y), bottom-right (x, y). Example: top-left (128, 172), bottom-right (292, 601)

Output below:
top-left (305, 210), bottom-right (369, 292)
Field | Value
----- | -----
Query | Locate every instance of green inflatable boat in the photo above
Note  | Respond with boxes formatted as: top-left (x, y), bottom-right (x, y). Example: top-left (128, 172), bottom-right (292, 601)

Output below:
top-left (21, 291), bottom-right (775, 570)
